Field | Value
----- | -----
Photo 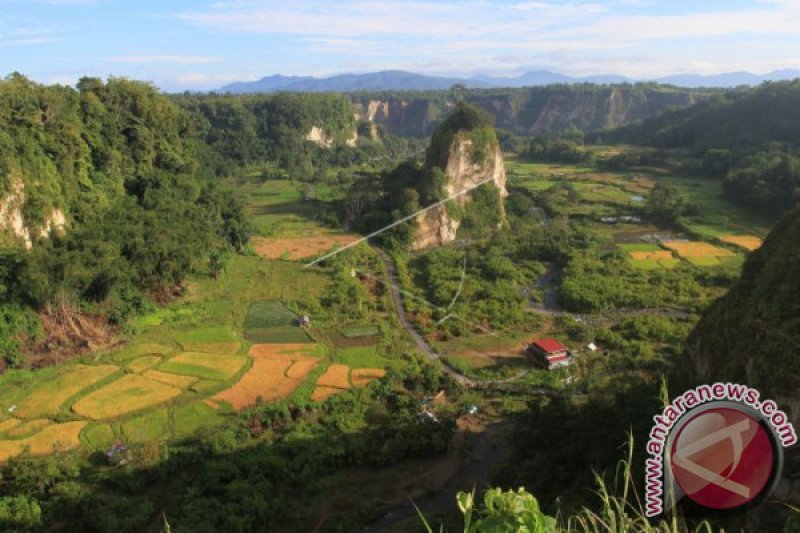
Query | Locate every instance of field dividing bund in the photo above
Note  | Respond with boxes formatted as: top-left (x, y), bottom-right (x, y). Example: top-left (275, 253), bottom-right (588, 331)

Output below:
top-left (0, 421), bottom-right (87, 462)
top-left (14, 365), bottom-right (120, 419)
top-left (158, 352), bottom-right (249, 381)
top-left (662, 241), bottom-right (735, 258)
top-left (72, 375), bottom-right (182, 420)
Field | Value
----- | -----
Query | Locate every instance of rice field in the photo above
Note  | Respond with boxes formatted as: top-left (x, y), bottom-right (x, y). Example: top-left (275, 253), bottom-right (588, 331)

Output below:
top-left (628, 250), bottom-right (674, 261)
top-left (662, 241), bottom-right (735, 258)
top-left (719, 235), bottom-right (763, 251)
top-left (158, 352), bottom-right (249, 381)
top-left (252, 235), bottom-right (358, 260)
top-left (316, 364), bottom-right (352, 389)
top-left (310, 386), bottom-right (345, 402)
top-left (15, 365), bottom-right (120, 419)
top-left (72, 375), bottom-right (182, 420)
top-left (0, 421), bottom-right (87, 462)
top-left (6, 419), bottom-right (51, 438)
top-left (248, 343), bottom-right (320, 359)
top-left (686, 256), bottom-right (721, 266)
top-left (0, 419), bottom-right (21, 435)
top-left (142, 370), bottom-right (199, 389)
top-left (122, 408), bottom-right (170, 442)
top-left (127, 356), bottom-right (162, 373)
top-left (617, 243), bottom-right (662, 253)
top-left (81, 424), bottom-right (115, 451)
top-left (350, 368), bottom-right (386, 387)
top-left (178, 342), bottom-right (241, 354)
top-left (244, 301), bottom-right (312, 343)
top-left (213, 357), bottom-right (319, 410)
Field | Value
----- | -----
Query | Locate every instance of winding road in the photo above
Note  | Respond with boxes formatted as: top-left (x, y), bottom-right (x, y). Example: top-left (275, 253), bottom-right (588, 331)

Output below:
top-left (372, 246), bottom-right (556, 394)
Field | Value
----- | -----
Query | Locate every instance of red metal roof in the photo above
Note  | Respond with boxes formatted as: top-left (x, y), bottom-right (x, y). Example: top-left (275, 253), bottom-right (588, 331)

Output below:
top-left (531, 338), bottom-right (568, 354)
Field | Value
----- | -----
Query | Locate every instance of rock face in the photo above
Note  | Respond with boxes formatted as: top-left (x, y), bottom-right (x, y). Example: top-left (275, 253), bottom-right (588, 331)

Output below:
top-left (305, 126), bottom-right (333, 148)
top-left (0, 177), bottom-right (66, 249)
top-left (411, 134), bottom-right (507, 251)
top-left (306, 125), bottom-right (358, 148)
top-left (352, 86), bottom-right (705, 138)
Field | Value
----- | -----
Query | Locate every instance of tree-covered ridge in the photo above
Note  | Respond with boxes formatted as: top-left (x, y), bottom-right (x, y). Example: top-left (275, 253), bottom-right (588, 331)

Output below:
top-left (602, 81), bottom-right (800, 213)
top-left (0, 74), bottom-right (196, 233)
top-left (682, 204), bottom-right (800, 395)
top-left (174, 92), bottom-right (358, 176)
top-left (0, 74), bottom-right (248, 366)
top-left (606, 80), bottom-right (800, 152)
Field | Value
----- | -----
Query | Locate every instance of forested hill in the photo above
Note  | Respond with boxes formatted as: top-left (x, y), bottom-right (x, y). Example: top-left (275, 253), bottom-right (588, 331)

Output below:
top-left (600, 81), bottom-right (800, 214)
top-left (0, 75), bottom-right (247, 367)
top-left (351, 84), bottom-right (710, 137)
top-left (604, 80), bottom-right (800, 151)
top-left (681, 204), bottom-right (800, 423)
top-left (174, 92), bottom-right (360, 177)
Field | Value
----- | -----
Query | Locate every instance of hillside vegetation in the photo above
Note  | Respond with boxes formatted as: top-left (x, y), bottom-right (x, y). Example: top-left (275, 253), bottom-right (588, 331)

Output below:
top-left (0, 75), bottom-right (247, 366)
top-left (604, 80), bottom-right (800, 213)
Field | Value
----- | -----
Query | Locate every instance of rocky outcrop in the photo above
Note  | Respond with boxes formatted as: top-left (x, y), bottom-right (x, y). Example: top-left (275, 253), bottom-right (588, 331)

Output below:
top-left (305, 126), bottom-right (333, 148)
top-left (306, 125), bottom-right (359, 148)
top-left (411, 134), bottom-right (507, 251)
top-left (0, 177), bottom-right (66, 249)
top-left (0, 178), bottom-right (30, 247)
top-left (353, 85), bottom-right (706, 138)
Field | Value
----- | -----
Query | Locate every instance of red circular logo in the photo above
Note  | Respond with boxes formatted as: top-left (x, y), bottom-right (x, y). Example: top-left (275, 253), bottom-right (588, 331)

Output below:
top-left (670, 406), bottom-right (776, 510)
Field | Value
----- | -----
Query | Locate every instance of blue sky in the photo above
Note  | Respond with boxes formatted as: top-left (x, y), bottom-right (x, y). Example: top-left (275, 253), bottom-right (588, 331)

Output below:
top-left (1, 0), bottom-right (799, 91)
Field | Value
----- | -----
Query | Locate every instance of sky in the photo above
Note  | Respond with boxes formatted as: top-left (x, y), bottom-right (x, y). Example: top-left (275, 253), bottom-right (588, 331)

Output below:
top-left (1, 0), bottom-right (800, 91)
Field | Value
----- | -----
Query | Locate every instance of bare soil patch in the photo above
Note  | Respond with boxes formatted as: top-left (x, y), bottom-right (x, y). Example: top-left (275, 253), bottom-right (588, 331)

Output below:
top-left (252, 235), bottom-right (359, 260)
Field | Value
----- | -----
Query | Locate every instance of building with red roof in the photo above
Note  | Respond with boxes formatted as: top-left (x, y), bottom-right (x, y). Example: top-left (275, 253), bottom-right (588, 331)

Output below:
top-left (526, 338), bottom-right (572, 370)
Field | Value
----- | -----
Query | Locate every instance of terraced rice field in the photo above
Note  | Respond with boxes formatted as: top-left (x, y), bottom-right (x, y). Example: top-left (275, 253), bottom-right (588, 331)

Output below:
top-left (628, 250), bottom-right (674, 261)
top-left (662, 241), bottom-right (735, 258)
top-left (159, 352), bottom-right (249, 381)
top-left (316, 364), bottom-right (352, 389)
top-left (15, 365), bottom-right (119, 418)
top-left (351, 368), bottom-right (387, 387)
top-left (72, 375), bottom-right (182, 420)
top-left (179, 342), bottom-right (241, 354)
top-left (719, 235), bottom-right (763, 251)
top-left (248, 343), bottom-right (319, 359)
top-left (0, 421), bottom-right (87, 462)
top-left (127, 356), bottom-right (162, 373)
top-left (310, 386), bottom-right (345, 402)
top-left (143, 370), bottom-right (198, 389)
top-left (213, 356), bottom-right (319, 410)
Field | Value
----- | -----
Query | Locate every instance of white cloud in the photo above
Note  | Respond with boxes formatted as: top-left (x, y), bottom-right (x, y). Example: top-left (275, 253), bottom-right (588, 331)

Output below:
top-left (108, 55), bottom-right (223, 65)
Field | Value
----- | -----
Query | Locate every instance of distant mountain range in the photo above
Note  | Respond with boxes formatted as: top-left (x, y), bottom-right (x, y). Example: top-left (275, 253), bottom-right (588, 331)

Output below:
top-left (218, 69), bottom-right (800, 94)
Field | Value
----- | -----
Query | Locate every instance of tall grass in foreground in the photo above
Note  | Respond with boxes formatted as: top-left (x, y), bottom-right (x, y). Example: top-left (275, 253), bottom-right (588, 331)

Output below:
top-left (419, 434), bottom-right (713, 533)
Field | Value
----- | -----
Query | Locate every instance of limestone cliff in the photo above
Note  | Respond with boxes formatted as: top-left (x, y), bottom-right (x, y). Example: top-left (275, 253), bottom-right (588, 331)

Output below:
top-left (352, 85), bottom-right (706, 138)
top-left (0, 176), bottom-right (66, 249)
top-left (410, 104), bottom-right (507, 250)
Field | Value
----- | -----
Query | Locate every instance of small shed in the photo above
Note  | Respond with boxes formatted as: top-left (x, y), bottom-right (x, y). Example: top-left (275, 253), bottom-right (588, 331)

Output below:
top-left (298, 315), bottom-right (311, 327)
